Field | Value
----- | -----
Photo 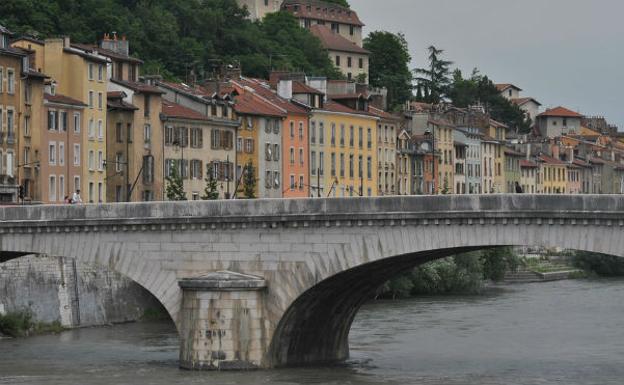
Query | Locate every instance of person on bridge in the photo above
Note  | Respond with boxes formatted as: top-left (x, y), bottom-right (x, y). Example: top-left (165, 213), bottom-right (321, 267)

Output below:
top-left (515, 182), bottom-right (524, 193)
top-left (71, 190), bottom-right (83, 204)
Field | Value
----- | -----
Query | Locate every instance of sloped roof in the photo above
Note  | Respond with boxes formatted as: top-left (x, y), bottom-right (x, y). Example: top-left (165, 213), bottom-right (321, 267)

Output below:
top-left (520, 160), bottom-right (538, 168)
top-left (320, 101), bottom-right (376, 117)
top-left (495, 83), bottom-right (522, 92)
top-left (511, 97), bottom-right (542, 107)
top-left (71, 43), bottom-right (143, 64)
top-left (368, 106), bottom-right (400, 121)
top-left (537, 106), bottom-right (584, 118)
top-left (538, 154), bottom-right (567, 165)
top-left (44, 93), bottom-right (87, 107)
top-left (107, 91), bottom-right (138, 111)
top-left (233, 90), bottom-right (286, 118)
top-left (235, 78), bottom-right (309, 115)
top-left (309, 24), bottom-right (369, 54)
top-left (293, 81), bottom-right (323, 95)
top-left (282, 0), bottom-right (364, 26)
top-left (504, 147), bottom-right (525, 157)
top-left (161, 100), bottom-right (211, 121)
top-left (111, 79), bottom-right (164, 94)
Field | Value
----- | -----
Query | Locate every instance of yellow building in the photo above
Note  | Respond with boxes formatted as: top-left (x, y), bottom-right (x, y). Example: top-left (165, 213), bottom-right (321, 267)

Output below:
top-left (427, 119), bottom-right (454, 193)
top-left (488, 119), bottom-right (507, 193)
top-left (310, 101), bottom-right (378, 197)
top-left (538, 154), bottom-right (567, 194)
top-left (13, 37), bottom-right (109, 202)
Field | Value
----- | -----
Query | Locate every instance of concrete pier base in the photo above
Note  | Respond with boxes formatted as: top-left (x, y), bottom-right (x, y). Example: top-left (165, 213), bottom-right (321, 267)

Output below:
top-left (178, 271), bottom-right (268, 370)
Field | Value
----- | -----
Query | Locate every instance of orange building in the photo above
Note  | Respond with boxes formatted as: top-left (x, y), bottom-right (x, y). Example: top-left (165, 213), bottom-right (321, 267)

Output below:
top-left (235, 78), bottom-right (310, 198)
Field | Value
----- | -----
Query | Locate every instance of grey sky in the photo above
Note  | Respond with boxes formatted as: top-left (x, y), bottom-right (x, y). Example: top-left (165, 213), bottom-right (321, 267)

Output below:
top-left (356, 0), bottom-right (623, 129)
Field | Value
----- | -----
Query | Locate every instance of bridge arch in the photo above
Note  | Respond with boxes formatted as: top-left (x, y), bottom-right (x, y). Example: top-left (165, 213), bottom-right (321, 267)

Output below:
top-left (1, 195), bottom-right (623, 369)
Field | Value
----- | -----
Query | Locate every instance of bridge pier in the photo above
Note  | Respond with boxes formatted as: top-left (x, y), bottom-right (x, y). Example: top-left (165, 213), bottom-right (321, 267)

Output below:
top-left (178, 271), bottom-right (268, 370)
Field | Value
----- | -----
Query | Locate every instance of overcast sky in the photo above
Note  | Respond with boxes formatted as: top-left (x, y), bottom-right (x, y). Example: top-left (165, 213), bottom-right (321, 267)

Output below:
top-left (355, 0), bottom-right (623, 129)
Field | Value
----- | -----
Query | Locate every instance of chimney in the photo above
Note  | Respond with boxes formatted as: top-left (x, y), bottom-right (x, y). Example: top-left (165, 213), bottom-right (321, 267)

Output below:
top-left (100, 32), bottom-right (129, 56)
top-left (568, 146), bottom-right (574, 164)
top-left (277, 80), bottom-right (293, 99)
top-left (551, 141), bottom-right (560, 159)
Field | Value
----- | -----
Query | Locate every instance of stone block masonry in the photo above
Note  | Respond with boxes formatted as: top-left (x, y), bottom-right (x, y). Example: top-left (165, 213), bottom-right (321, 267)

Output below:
top-left (0, 254), bottom-right (164, 328)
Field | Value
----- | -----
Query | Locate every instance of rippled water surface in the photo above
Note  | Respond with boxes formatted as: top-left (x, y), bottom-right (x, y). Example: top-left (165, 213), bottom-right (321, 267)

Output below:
top-left (2, 279), bottom-right (624, 385)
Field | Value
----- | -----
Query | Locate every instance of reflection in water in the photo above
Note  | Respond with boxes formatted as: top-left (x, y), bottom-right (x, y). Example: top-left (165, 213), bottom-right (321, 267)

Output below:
top-left (1, 279), bottom-right (624, 385)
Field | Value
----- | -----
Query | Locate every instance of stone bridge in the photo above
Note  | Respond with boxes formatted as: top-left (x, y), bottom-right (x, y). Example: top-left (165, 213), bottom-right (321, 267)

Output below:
top-left (1, 195), bottom-right (623, 370)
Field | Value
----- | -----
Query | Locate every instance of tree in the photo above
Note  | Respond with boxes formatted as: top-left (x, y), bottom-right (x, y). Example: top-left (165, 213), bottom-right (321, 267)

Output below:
top-left (481, 247), bottom-right (519, 282)
top-left (165, 162), bottom-right (186, 201)
top-left (242, 160), bottom-right (256, 199)
top-left (201, 168), bottom-right (219, 200)
top-left (414, 45), bottom-right (453, 104)
top-left (447, 68), bottom-right (532, 133)
top-left (364, 31), bottom-right (413, 111)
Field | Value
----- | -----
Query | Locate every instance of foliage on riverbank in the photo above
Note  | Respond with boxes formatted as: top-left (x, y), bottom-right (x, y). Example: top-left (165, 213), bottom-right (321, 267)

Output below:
top-left (572, 251), bottom-right (624, 277)
top-left (378, 247), bottom-right (520, 299)
top-left (0, 310), bottom-right (66, 338)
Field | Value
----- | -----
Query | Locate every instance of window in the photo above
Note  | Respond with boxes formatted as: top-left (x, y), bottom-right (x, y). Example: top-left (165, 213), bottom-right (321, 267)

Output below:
top-left (359, 58), bottom-right (363, 69)
top-left (350, 25), bottom-right (355, 36)
top-left (236, 137), bottom-right (243, 152)
top-left (358, 127), bottom-right (363, 148)
top-left (59, 175), bottom-right (65, 202)
top-left (115, 152), bottom-right (124, 173)
top-left (274, 171), bottom-right (280, 189)
top-left (335, 55), bottom-right (341, 66)
top-left (144, 95), bottom-right (151, 117)
top-left (211, 129), bottom-right (222, 149)
top-left (88, 150), bottom-right (95, 170)
top-left (73, 144), bottom-right (80, 165)
top-left (59, 142), bottom-right (65, 166)
top-left (115, 123), bottom-right (123, 143)
top-left (349, 126), bottom-right (354, 147)
top-left (311, 151), bottom-right (316, 175)
top-left (367, 127), bottom-right (372, 149)
top-left (98, 182), bottom-right (103, 202)
top-left (319, 151), bottom-right (324, 176)
top-left (299, 175), bottom-right (304, 191)
top-left (88, 64), bottom-right (94, 80)
top-left (98, 92), bottom-right (103, 109)
top-left (5, 152), bottom-right (13, 177)
top-left (6, 110), bottom-right (14, 140)
top-left (349, 154), bottom-right (354, 178)
top-left (319, 122), bottom-right (324, 144)
top-left (191, 127), bottom-right (203, 148)
top-left (73, 113), bottom-right (81, 133)
top-left (98, 151), bottom-right (103, 171)
top-left (290, 121), bottom-right (295, 138)
top-left (299, 148), bottom-right (304, 165)
top-left (290, 147), bottom-right (295, 164)
top-left (127, 123), bottom-right (133, 143)
top-left (367, 156), bottom-right (372, 179)
top-left (143, 124), bottom-right (151, 143)
top-left (74, 176), bottom-right (80, 192)
top-left (347, 57), bottom-right (352, 68)
top-left (358, 155), bottom-right (363, 178)
top-left (7, 69), bottom-right (15, 94)
top-left (88, 119), bottom-right (94, 138)
top-left (89, 182), bottom-right (94, 202)
top-left (299, 122), bottom-right (304, 139)
top-left (310, 121), bottom-right (316, 143)
top-left (48, 110), bottom-right (57, 130)
top-left (340, 154), bottom-right (345, 177)
top-left (340, 124), bottom-right (345, 146)
top-left (265, 171), bottom-right (272, 189)
top-left (0, 68), bottom-right (3, 92)
top-left (88, 91), bottom-right (94, 108)
top-left (23, 147), bottom-right (30, 165)
top-left (98, 120), bottom-right (103, 139)
top-left (49, 142), bottom-right (57, 165)
top-left (190, 159), bottom-right (202, 180)
top-left (245, 138), bottom-right (254, 153)
top-left (98, 64), bottom-right (103, 81)
top-left (290, 175), bottom-right (296, 190)
top-left (265, 143), bottom-right (273, 161)
top-left (331, 153), bottom-right (336, 177)
top-left (49, 175), bottom-right (57, 202)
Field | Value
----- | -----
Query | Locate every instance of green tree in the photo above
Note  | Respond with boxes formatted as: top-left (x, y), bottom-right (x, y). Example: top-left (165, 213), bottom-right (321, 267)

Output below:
top-left (573, 251), bottom-right (624, 276)
top-left (364, 31), bottom-right (413, 111)
top-left (414, 45), bottom-right (453, 104)
top-left (165, 162), bottom-right (186, 201)
top-left (481, 247), bottom-right (519, 282)
top-left (242, 160), bottom-right (256, 199)
top-left (447, 69), bottom-right (532, 133)
top-left (201, 168), bottom-right (219, 200)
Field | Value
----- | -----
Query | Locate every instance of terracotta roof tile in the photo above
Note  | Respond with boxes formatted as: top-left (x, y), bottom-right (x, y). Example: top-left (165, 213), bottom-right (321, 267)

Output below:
top-left (293, 81), bottom-right (323, 94)
top-left (111, 79), bottom-right (164, 94)
top-left (233, 89), bottom-right (287, 118)
top-left (511, 97), bottom-right (541, 107)
top-left (538, 154), bottom-right (567, 165)
top-left (161, 100), bottom-right (211, 121)
top-left (537, 106), bottom-right (584, 118)
top-left (520, 160), bottom-right (538, 168)
top-left (282, 0), bottom-right (364, 26)
top-left (44, 93), bottom-right (87, 107)
top-left (309, 24), bottom-right (369, 54)
top-left (235, 78), bottom-right (309, 115)
top-left (368, 106), bottom-right (399, 121)
top-left (495, 83), bottom-right (522, 92)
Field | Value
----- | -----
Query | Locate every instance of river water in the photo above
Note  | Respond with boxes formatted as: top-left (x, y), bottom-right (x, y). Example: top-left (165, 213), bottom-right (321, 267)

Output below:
top-left (1, 278), bottom-right (624, 385)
